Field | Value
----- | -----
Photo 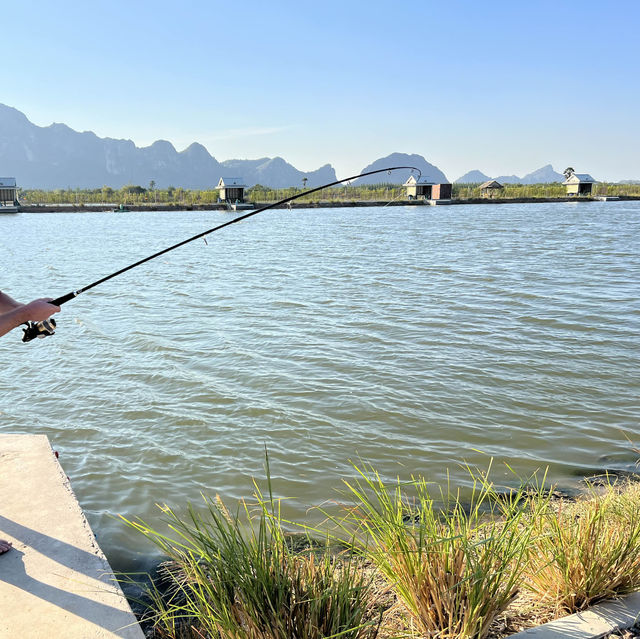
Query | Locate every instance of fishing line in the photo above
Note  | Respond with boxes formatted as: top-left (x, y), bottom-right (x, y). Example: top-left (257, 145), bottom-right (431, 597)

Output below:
top-left (22, 165), bottom-right (421, 342)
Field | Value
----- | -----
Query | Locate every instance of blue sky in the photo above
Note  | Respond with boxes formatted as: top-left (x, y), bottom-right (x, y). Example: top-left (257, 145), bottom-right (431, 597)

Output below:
top-left (5, 0), bottom-right (639, 181)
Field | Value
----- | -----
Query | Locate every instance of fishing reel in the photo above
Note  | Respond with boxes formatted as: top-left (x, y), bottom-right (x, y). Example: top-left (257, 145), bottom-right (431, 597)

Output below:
top-left (22, 318), bottom-right (57, 343)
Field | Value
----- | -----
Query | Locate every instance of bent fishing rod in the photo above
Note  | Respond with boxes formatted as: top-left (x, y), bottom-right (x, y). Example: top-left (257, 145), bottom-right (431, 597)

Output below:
top-left (23, 165), bottom-right (421, 343)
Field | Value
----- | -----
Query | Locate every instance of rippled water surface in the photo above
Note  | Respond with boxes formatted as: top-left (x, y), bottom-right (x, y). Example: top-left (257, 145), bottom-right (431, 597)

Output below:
top-left (1, 202), bottom-right (639, 569)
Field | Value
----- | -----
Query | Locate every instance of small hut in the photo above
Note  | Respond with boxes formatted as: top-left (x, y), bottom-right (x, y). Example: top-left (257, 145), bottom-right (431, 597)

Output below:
top-left (217, 177), bottom-right (246, 203)
top-left (562, 172), bottom-right (596, 196)
top-left (404, 176), bottom-right (452, 201)
top-left (479, 180), bottom-right (504, 198)
top-left (0, 177), bottom-right (18, 208)
top-left (404, 175), bottom-right (434, 199)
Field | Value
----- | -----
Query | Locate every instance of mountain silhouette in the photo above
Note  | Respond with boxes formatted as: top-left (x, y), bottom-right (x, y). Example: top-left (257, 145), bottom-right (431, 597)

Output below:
top-left (455, 170), bottom-right (491, 183)
top-left (353, 153), bottom-right (448, 185)
top-left (0, 104), bottom-right (336, 189)
top-left (220, 157), bottom-right (335, 188)
top-left (520, 164), bottom-right (564, 184)
top-left (456, 164), bottom-right (564, 185)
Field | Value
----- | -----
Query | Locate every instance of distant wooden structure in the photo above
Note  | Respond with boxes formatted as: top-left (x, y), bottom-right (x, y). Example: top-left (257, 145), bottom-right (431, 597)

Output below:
top-left (0, 177), bottom-right (18, 210)
top-left (562, 172), bottom-right (596, 196)
top-left (432, 183), bottom-right (452, 200)
top-left (404, 176), bottom-right (452, 201)
top-left (479, 180), bottom-right (504, 198)
top-left (216, 177), bottom-right (246, 203)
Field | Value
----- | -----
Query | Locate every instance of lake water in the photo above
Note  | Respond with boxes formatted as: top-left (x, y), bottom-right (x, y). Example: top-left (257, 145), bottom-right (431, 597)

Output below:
top-left (1, 201), bottom-right (639, 572)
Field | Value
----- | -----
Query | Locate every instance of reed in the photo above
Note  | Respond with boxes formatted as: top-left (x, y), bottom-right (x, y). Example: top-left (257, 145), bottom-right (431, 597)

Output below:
top-left (121, 487), bottom-right (382, 639)
top-left (337, 463), bottom-right (546, 639)
top-left (121, 463), bottom-right (640, 638)
top-left (524, 480), bottom-right (640, 613)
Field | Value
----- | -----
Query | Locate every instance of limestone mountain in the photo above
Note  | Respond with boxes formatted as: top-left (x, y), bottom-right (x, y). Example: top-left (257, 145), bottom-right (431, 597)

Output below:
top-left (493, 174), bottom-right (522, 184)
top-left (520, 164), bottom-right (564, 184)
top-left (456, 164), bottom-right (564, 185)
top-left (455, 170), bottom-right (491, 183)
top-left (0, 103), bottom-right (336, 189)
top-left (220, 157), bottom-right (335, 188)
top-left (353, 153), bottom-right (448, 185)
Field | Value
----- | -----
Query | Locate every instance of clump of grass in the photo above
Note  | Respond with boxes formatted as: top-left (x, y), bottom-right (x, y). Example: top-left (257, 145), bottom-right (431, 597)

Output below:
top-left (121, 460), bottom-right (640, 639)
top-left (524, 480), bottom-right (640, 613)
top-left (121, 488), bottom-right (382, 639)
top-left (338, 463), bottom-right (546, 639)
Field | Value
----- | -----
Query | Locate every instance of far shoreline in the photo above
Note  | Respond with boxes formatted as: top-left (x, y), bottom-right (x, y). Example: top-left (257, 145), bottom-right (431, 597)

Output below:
top-left (16, 195), bottom-right (640, 213)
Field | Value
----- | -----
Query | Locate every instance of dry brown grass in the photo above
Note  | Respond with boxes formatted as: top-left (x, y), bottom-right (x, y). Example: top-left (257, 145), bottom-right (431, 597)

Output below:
top-left (336, 464), bottom-right (548, 639)
top-left (129, 473), bottom-right (640, 639)
top-left (524, 481), bottom-right (640, 614)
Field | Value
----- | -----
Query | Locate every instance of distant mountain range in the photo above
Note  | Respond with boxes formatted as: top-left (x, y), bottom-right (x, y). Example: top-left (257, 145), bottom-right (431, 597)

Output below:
top-left (1, 104), bottom-right (451, 190)
top-left (1, 104), bottom-right (633, 189)
top-left (220, 157), bottom-right (335, 189)
top-left (455, 169), bottom-right (491, 184)
top-left (352, 153), bottom-right (448, 185)
top-left (0, 104), bottom-right (336, 189)
top-left (455, 164), bottom-right (565, 184)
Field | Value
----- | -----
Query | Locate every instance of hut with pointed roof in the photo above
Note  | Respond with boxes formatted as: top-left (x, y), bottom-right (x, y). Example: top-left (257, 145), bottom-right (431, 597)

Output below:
top-left (404, 176), bottom-right (452, 201)
top-left (562, 172), bottom-right (596, 196)
top-left (404, 175), bottom-right (433, 199)
top-left (216, 177), bottom-right (246, 203)
top-left (479, 180), bottom-right (504, 198)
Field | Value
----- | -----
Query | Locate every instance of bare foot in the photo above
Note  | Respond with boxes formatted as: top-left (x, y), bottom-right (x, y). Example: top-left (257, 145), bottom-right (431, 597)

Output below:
top-left (0, 539), bottom-right (12, 554)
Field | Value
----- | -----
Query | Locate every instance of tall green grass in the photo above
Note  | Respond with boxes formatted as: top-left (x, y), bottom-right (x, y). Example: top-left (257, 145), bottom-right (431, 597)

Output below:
top-left (336, 464), bottom-right (548, 639)
top-left (121, 488), bottom-right (382, 639)
top-left (122, 463), bottom-right (640, 639)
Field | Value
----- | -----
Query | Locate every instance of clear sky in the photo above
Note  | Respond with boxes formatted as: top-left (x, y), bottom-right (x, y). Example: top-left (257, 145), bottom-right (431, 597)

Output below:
top-left (5, 0), bottom-right (639, 181)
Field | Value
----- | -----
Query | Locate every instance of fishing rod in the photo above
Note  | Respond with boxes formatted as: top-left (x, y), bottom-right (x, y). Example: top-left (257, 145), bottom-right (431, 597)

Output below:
top-left (23, 165), bottom-right (421, 343)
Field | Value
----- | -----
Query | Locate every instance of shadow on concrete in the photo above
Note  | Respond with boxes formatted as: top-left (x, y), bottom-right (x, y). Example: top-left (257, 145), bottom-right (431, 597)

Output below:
top-left (0, 515), bottom-right (140, 637)
top-left (0, 513), bottom-right (104, 572)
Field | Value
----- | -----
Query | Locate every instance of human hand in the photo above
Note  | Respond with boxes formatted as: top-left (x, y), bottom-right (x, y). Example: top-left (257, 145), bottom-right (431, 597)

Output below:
top-left (21, 299), bottom-right (61, 322)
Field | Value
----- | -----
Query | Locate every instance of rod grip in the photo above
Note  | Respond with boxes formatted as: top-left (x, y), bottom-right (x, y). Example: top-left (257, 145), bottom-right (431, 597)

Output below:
top-left (50, 292), bottom-right (76, 306)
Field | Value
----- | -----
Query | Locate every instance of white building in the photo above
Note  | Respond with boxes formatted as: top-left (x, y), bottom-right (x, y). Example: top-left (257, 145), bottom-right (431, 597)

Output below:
top-left (216, 177), bottom-right (246, 202)
top-left (0, 177), bottom-right (18, 212)
top-left (562, 172), bottom-right (596, 196)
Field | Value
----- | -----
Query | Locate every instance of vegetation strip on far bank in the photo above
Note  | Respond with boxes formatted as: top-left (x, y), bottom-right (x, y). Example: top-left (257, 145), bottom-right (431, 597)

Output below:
top-left (18, 181), bottom-right (640, 209)
top-left (120, 462), bottom-right (640, 639)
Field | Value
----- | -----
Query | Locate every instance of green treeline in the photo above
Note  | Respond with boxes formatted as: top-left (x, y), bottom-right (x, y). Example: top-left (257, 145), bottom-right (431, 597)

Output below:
top-left (454, 182), bottom-right (640, 199)
top-left (20, 184), bottom-right (220, 206)
top-left (18, 183), bottom-right (408, 205)
top-left (18, 181), bottom-right (640, 206)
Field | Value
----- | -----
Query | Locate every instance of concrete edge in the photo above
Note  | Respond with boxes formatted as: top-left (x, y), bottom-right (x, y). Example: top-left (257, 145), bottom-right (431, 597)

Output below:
top-left (508, 591), bottom-right (640, 638)
top-left (0, 433), bottom-right (145, 638)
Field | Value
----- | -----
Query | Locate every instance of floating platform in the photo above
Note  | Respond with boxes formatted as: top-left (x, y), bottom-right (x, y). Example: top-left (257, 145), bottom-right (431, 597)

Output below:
top-left (227, 202), bottom-right (254, 211)
top-left (0, 434), bottom-right (144, 638)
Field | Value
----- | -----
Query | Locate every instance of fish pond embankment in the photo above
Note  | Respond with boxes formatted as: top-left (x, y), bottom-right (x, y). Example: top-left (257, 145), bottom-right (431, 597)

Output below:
top-left (18, 195), bottom-right (640, 213)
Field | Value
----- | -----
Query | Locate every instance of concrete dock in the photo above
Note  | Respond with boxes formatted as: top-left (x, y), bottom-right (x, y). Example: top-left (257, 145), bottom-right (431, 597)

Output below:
top-left (0, 434), bottom-right (144, 638)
